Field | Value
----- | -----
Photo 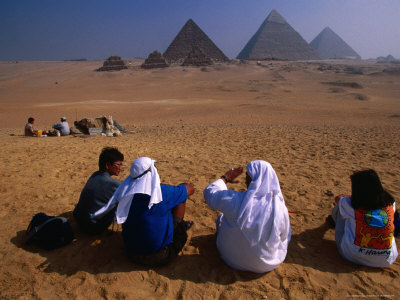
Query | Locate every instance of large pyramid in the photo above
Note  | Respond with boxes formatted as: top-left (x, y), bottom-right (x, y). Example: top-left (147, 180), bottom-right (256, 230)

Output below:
top-left (310, 27), bottom-right (361, 60)
top-left (237, 10), bottom-right (319, 61)
top-left (163, 19), bottom-right (229, 63)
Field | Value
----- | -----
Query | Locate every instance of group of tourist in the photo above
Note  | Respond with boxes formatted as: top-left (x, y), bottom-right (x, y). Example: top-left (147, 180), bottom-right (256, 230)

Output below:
top-left (72, 147), bottom-right (398, 272)
top-left (24, 116), bottom-right (70, 137)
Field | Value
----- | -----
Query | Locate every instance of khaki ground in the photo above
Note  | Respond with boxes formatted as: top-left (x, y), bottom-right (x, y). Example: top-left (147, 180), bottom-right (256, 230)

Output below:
top-left (0, 59), bottom-right (399, 299)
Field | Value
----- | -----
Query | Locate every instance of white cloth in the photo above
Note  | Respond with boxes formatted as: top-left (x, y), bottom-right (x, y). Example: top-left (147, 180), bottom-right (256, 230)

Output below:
top-left (93, 157), bottom-right (162, 224)
top-left (203, 160), bottom-right (291, 273)
top-left (333, 197), bottom-right (398, 267)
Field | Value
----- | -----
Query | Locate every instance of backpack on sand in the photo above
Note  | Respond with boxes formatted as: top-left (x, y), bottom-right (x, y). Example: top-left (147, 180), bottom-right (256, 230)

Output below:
top-left (24, 212), bottom-right (74, 250)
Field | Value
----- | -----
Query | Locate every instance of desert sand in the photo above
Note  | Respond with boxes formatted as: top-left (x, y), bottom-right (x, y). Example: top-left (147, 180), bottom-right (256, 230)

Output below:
top-left (0, 59), bottom-right (399, 299)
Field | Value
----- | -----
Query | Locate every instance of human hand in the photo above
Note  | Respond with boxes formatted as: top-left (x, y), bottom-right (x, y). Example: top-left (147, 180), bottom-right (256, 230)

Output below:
top-left (222, 167), bottom-right (243, 184)
top-left (334, 194), bottom-right (350, 204)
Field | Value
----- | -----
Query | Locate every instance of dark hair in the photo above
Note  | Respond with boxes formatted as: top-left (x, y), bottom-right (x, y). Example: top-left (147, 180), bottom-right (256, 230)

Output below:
top-left (28, 117), bottom-right (34, 123)
top-left (98, 147), bottom-right (124, 171)
top-left (350, 169), bottom-right (394, 210)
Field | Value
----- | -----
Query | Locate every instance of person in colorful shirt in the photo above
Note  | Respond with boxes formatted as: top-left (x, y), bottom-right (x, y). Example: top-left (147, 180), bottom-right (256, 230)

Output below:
top-left (328, 169), bottom-right (398, 267)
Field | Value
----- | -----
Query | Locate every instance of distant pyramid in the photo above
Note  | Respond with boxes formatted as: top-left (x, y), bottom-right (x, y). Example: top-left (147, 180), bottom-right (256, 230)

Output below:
top-left (377, 54), bottom-right (397, 62)
top-left (97, 56), bottom-right (127, 71)
top-left (164, 19), bottom-right (228, 63)
top-left (310, 27), bottom-right (361, 60)
top-left (141, 51), bottom-right (168, 69)
top-left (237, 10), bottom-right (319, 61)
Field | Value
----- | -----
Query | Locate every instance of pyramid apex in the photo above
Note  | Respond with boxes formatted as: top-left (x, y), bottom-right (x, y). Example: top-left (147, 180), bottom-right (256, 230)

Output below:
top-left (185, 19), bottom-right (196, 25)
top-left (182, 19), bottom-right (200, 30)
top-left (163, 18), bottom-right (228, 63)
top-left (266, 9), bottom-right (286, 24)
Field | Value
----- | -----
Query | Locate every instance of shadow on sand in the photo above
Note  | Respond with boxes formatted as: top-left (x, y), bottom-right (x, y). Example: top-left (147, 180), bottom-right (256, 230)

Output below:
top-left (286, 222), bottom-right (384, 274)
top-left (11, 211), bottom-right (383, 285)
top-left (11, 211), bottom-right (264, 284)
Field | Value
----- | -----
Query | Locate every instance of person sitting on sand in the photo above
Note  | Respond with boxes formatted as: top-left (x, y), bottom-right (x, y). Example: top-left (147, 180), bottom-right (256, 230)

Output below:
top-left (25, 117), bottom-right (36, 136)
top-left (73, 147), bottom-right (124, 234)
top-left (327, 169), bottom-right (398, 267)
top-left (93, 157), bottom-right (194, 266)
top-left (52, 116), bottom-right (70, 136)
top-left (203, 160), bottom-right (291, 273)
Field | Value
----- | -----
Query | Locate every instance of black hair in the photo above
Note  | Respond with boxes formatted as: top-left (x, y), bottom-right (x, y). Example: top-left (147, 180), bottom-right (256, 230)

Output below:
top-left (28, 117), bottom-right (34, 123)
top-left (350, 169), bottom-right (394, 210)
top-left (98, 147), bottom-right (124, 171)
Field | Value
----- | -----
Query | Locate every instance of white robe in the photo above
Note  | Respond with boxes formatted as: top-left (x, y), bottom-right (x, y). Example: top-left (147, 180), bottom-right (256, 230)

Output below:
top-left (204, 161), bottom-right (291, 273)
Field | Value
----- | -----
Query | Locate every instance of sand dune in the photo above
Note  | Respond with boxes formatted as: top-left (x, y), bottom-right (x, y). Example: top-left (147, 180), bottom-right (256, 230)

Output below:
top-left (0, 59), bottom-right (399, 299)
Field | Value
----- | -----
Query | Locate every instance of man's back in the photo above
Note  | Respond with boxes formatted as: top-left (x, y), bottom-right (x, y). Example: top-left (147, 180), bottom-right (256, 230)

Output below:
top-left (122, 184), bottom-right (187, 254)
top-left (53, 121), bottom-right (70, 136)
top-left (73, 171), bottom-right (120, 233)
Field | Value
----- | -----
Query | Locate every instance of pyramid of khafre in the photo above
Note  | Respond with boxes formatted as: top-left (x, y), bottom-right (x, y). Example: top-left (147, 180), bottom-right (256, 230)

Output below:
top-left (141, 51), bottom-right (168, 69)
top-left (237, 10), bottom-right (320, 61)
top-left (310, 27), bottom-right (361, 60)
top-left (164, 19), bottom-right (229, 63)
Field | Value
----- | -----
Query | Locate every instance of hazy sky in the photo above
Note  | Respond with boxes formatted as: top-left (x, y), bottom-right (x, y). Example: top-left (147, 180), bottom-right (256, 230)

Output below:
top-left (1, 0), bottom-right (399, 60)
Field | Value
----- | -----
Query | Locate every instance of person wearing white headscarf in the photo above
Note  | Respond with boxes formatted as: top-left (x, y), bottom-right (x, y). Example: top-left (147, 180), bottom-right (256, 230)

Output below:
top-left (93, 157), bottom-right (194, 266)
top-left (203, 160), bottom-right (291, 273)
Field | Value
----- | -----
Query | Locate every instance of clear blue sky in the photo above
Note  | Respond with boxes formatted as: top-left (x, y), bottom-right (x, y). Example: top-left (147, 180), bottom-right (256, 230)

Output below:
top-left (1, 0), bottom-right (399, 60)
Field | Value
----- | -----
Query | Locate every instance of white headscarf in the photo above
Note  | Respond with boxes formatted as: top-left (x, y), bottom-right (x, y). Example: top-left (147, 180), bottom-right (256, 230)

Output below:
top-left (237, 160), bottom-right (290, 252)
top-left (93, 157), bottom-right (162, 224)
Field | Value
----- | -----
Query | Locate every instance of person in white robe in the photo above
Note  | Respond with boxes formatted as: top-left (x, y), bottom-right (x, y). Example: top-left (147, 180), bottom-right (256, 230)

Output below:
top-left (203, 160), bottom-right (291, 273)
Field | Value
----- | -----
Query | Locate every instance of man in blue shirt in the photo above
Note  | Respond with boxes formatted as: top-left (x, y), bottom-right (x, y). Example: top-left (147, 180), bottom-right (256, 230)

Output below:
top-left (93, 157), bottom-right (194, 266)
top-left (52, 116), bottom-right (70, 136)
top-left (73, 147), bottom-right (124, 234)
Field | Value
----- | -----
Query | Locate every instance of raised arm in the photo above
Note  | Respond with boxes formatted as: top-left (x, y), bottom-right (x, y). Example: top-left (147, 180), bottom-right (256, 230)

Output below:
top-left (221, 167), bottom-right (243, 184)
